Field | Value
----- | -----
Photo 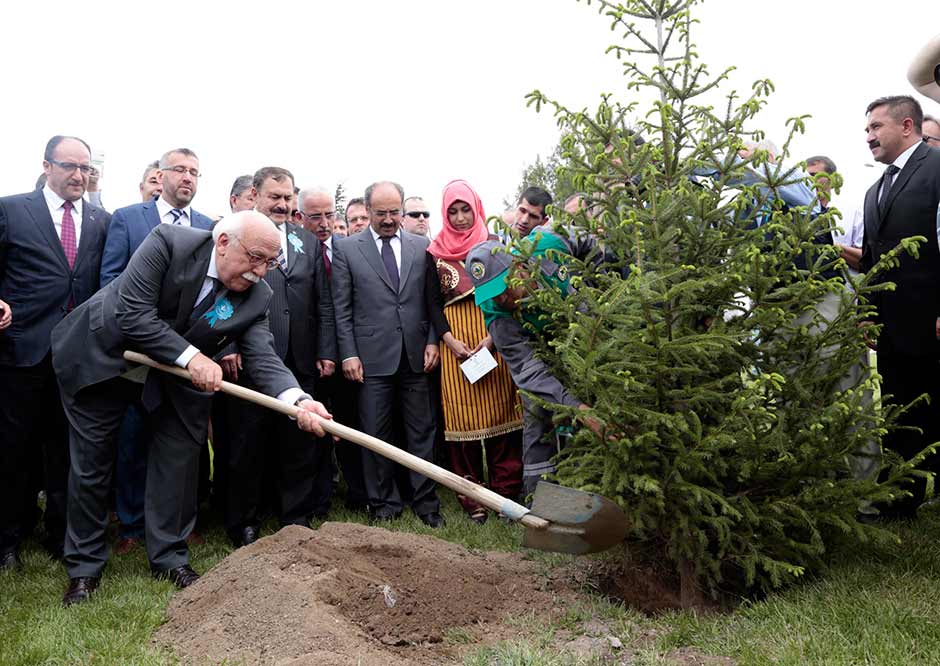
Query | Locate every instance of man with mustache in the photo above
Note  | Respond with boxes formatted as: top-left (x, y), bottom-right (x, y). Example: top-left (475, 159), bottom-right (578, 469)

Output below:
top-left (0, 135), bottom-right (111, 571)
top-left (52, 211), bottom-right (332, 604)
top-left (860, 95), bottom-right (940, 515)
top-left (331, 181), bottom-right (446, 526)
top-left (213, 168), bottom-right (336, 546)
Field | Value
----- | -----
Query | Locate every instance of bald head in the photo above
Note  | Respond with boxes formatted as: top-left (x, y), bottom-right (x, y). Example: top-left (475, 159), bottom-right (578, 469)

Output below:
top-left (214, 210), bottom-right (281, 291)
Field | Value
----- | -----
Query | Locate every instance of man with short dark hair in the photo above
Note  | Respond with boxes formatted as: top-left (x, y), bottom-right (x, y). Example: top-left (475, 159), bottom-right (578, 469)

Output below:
top-left (402, 196), bottom-right (431, 236)
top-left (0, 135), bottom-right (110, 571)
top-left (213, 168), bottom-right (336, 545)
top-left (331, 181), bottom-right (445, 526)
top-left (861, 95), bottom-right (940, 513)
top-left (512, 186), bottom-right (552, 236)
top-left (345, 197), bottom-right (370, 235)
top-left (229, 174), bottom-right (255, 213)
top-left (140, 161), bottom-right (162, 202)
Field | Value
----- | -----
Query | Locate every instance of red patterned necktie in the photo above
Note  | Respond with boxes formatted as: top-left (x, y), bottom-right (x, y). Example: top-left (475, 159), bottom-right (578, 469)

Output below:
top-left (61, 200), bottom-right (78, 269)
top-left (321, 241), bottom-right (331, 278)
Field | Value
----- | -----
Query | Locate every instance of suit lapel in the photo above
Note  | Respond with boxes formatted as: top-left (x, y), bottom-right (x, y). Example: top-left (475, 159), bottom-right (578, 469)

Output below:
top-left (285, 223), bottom-right (300, 277)
top-left (144, 200), bottom-right (161, 230)
top-left (72, 202), bottom-right (102, 272)
top-left (864, 181), bottom-right (880, 238)
top-left (398, 233), bottom-right (415, 292)
top-left (358, 231), bottom-right (396, 293)
top-left (24, 191), bottom-right (69, 271)
top-left (881, 142), bottom-right (927, 219)
top-left (173, 241), bottom-right (214, 332)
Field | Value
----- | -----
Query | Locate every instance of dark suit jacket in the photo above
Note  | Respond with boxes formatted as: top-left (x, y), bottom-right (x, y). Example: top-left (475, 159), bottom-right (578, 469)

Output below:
top-left (0, 189), bottom-right (110, 367)
top-left (245, 223), bottom-right (336, 380)
top-left (331, 230), bottom-right (438, 377)
top-left (99, 198), bottom-right (213, 287)
top-left (860, 141), bottom-right (940, 355)
top-left (51, 225), bottom-right (298, 438)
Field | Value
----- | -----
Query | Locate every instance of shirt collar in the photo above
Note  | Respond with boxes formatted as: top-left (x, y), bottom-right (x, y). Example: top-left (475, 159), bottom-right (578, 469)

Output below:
top-left (207, 247), bottom-right (219, 280)
top-left (369, 226), bottom-right (401, 243)
top-left (42, 184), bottom-right (83, 217)
top-left (891, 141), bottom-right (921, 172)
top-left (156, 195), bottom-right (192, 219)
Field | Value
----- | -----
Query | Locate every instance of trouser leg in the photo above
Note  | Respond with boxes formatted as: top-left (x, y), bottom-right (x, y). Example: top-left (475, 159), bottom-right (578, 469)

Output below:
top-left (359, 374), bottom-right (402, 514)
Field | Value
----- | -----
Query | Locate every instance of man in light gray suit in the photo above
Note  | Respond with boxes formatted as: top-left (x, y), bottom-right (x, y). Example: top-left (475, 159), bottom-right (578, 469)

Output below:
top-left (331, 181), bottom-right (444, 526)
top-left (51, 211), bottom-right (332, 606)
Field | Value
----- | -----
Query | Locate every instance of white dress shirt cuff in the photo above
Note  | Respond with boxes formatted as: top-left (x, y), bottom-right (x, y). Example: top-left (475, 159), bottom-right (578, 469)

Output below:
top-left (175, 345), bottom-right (200, 368)
top-left (277, 387), bottom-right (310, 407)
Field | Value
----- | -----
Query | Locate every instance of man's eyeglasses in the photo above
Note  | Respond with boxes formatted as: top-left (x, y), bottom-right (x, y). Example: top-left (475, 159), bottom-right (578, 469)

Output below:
top-left (48, 159), bottom-right (93, 174)
top-left (300, 211), bottom-right (336, 223)
top-left (405, 211), bottom-right (430, 219)
top-left (924, 135), bottom-right (940, 145)
top-left (347, 214), bottom-right (369, 224)
top-left (371, 209), bottom-right (401, 220)
top-left (163, 165), bottom-right (201, 178)
top-left (233, 236), bottom-right (279, 270)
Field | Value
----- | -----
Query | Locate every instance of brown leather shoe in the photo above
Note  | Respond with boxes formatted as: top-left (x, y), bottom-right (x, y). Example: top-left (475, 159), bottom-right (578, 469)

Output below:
top-left (152, 564), bottom-right (200, 589)
top-left (114, 537), bottom-right (141, 556)
top-left (63, 577), bottom-right (99, 607)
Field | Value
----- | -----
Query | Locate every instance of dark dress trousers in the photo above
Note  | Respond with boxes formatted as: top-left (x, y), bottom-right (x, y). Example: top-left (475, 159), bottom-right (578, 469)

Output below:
top-left (0, 189), bottom-right (109, 557)
top-left (860, 141), bottom-right (940, 504)
top-left (51, 225), bottom-right (299, 577)
top-left (213, 223), bottom-right (336, 534)
top-left (331, 230), bottom-right (446, 517)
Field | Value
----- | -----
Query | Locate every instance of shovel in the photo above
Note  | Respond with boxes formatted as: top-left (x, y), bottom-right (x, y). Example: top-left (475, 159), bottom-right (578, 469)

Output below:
top-left (123, 350), bottom-right (629, 555)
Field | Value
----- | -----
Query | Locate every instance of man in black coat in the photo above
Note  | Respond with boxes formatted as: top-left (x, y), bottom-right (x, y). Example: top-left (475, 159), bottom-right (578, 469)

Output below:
top-left (0, 135), bottom-right (110, 570)
top-left (860, 95), bottom-right (940, 511)
top-left (51, 212), bottom-right (332, 606)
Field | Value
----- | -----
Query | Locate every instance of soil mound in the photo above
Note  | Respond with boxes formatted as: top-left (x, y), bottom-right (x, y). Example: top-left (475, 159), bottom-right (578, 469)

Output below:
top-left (155, 522), bottom-right (567, 665)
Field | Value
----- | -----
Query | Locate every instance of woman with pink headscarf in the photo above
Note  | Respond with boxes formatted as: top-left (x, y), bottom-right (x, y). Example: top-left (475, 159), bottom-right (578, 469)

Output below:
top-left (429, 180), bottom-right (523, 523)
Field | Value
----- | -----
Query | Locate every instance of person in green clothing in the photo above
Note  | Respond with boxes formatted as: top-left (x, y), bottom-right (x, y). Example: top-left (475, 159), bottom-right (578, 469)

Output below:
top-left (466, 230), bottom-right (601, 495)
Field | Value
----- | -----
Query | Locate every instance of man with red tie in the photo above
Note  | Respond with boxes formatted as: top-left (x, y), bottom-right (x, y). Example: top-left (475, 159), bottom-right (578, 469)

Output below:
top-left (0, 135), bottom-right (110, 570)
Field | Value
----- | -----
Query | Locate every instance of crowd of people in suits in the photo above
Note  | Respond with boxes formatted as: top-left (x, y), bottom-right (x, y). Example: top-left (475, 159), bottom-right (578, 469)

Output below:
top-left (2, 89), bottom-right (940, 607)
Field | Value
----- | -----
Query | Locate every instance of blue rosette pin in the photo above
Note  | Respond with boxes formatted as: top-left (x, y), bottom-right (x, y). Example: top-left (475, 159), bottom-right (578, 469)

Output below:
top-left (204, 296), bottom-right (235, 327)
top-left (288, 232), bottom-right (305, 254)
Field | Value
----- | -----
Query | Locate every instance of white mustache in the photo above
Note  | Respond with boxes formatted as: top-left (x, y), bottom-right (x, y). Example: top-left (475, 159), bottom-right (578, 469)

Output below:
top-left (241, 271), bottom-right (260, 283)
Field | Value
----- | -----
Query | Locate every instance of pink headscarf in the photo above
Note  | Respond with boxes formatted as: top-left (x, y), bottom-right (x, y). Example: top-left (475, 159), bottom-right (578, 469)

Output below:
top-left (428, 179), bottom-right (490, 261)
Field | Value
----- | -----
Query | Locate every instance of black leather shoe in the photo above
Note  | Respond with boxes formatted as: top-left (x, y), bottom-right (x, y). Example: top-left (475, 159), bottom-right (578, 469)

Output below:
top-left (370, 507), bottom-right (402, 522)
top-left (0, 550), bottom-right (22, 572)
top-left (419, 512), bottom-right (446, 529)
top-left (63, 577), bottom-right (99, 607)
top-left (152, 564), bottom-right (200, 589)
top-left (231, 525), bottom-right (259, 548)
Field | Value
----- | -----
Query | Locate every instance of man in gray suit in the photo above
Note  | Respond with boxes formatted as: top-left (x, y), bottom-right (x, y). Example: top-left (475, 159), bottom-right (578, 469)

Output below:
top-left (51, 211), bottom-right (332, 606)
top-left (331, 181), bottom-right (444, 526)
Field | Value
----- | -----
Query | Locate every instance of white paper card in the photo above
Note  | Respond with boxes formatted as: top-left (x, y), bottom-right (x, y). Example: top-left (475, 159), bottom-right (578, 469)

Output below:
top-left (460, 347), bottom-right (498, 384)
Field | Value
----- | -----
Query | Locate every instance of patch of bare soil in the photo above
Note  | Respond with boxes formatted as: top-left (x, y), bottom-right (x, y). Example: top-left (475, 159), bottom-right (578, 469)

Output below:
top-left (154, 523), bottom-right (572, 665)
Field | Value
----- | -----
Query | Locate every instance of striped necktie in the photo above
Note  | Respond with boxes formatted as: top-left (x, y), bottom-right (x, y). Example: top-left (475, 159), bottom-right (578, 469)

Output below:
top-left (170, 208), bottom-right (184, 224)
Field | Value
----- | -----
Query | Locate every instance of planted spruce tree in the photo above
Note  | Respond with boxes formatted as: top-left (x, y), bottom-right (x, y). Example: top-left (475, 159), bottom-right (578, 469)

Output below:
top-left (515, 0), bottom-right (933, 606)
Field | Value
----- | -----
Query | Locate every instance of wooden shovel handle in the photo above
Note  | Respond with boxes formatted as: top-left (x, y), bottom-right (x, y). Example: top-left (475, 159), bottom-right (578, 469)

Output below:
top-left (122, 351), bottom-right (547, 529)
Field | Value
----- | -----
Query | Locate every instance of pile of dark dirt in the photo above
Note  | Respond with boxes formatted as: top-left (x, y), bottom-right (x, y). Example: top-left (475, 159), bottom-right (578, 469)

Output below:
top-left (154, 523), bottom-right (571, 665)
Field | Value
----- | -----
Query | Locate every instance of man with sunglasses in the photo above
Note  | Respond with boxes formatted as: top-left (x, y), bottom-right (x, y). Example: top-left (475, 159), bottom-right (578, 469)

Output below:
top-left (402, 196), bottom-right (431, 237)
top-left (0, 135), bottom-right (110, 572)
top-left (212, 168), bottom-right (336, 547)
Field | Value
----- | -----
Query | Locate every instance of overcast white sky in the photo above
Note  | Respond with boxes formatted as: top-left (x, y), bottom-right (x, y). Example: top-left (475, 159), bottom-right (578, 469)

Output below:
top-left (2, 0), bottom-right (937, 230)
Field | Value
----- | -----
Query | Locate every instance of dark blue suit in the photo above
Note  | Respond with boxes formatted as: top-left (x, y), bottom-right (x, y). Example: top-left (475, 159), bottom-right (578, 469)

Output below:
top-left (0, 188), bottom-right (109, 556)
top-left (98, 198), bottom-right (213, 540)
top-left (100, 198), bottom-right (213, 287)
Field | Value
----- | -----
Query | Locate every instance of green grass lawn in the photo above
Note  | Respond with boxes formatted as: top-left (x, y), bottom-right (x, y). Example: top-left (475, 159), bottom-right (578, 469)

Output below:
top-left (3, 491), bottom-right (940, 665)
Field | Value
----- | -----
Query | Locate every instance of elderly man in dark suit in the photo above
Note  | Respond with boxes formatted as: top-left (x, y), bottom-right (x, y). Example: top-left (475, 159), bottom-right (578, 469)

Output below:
top-left (100, 148), bottom-right (215, 555)
top-left (213, 168), bottom-right (336, 547)
top-left (0, 135), bottom-right (110, 571)
top-left (860, 95), bottom-right (940, 514)
top-left (51, 212), bottom-right (332, 606)
top-left (331, 181), bottom-right (445, 526)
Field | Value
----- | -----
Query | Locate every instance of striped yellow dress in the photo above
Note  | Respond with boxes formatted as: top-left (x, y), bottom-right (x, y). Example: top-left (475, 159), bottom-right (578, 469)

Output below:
top-left (440, 296), bottom-right (523, 441)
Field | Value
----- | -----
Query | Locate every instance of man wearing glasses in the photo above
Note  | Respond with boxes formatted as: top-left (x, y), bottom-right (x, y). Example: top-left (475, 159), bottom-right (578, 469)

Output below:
top-left (98, 148), bottom-right (215, 556)
top-left (331, 181), bottom-right (446, 527)
top-left (402, 196), bottom-right (431, 237)
top-left (0, 135), bottom-right (110, 572)
top-left (213, 167), bottom-right (336, 547)
top-left (923, 114), bottom-right (940, 148)
top-left (344, 197), bottom-right (370, 235)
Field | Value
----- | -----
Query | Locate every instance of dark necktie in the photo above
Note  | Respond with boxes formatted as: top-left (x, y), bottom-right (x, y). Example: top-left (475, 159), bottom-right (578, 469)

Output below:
top-left (321, 241), bottom-right (331, 278)
top-left (189, 278), bottom-right (220, 326)
top-left (61, 200), bottom-right (77, 269)
top-left (170, 208), bottom-right (184, 224)
top-left (381, 236), bottom-right (400, 292)
top-left (878, 164), bottom-right (901, 213)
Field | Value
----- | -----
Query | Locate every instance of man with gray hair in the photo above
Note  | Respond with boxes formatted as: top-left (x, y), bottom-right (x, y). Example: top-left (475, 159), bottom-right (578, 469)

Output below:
top-left (52, 211), bottom-right (333, 605)
top-left (139, 161), bottom-right (162, 202)
top-left (229, 174), bottom-right (255, 213)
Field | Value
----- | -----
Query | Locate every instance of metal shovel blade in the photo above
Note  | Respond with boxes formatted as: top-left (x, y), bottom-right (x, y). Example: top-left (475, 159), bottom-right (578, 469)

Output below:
top-left (522, 481), bottom-right (629, 555)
